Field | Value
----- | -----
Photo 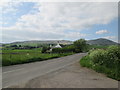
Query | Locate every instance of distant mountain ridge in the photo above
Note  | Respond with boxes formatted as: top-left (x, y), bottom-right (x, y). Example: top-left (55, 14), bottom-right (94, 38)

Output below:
top-left (10, 40), bottom-right (73, 45)
top-left (2, 38), bottom-right (118, 46)
top-left (87, 38), bottom-right (117, 45)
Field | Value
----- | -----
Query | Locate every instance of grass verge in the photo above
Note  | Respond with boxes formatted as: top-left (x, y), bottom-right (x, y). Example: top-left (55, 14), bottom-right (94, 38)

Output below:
top-left (2, 50), bottom-right (74, 66)
top-left (80, 45), bottom-right (120, 81)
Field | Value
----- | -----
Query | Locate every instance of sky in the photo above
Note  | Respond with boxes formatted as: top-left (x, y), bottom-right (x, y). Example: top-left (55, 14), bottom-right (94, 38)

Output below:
top-left (0, 1), bottom-right (119, 43)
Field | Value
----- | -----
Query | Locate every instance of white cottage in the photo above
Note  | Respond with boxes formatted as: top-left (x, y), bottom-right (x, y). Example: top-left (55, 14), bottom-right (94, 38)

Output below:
top-left (54, 43), bottom-right (62, 48)
top-left (49, 43), bottom-right (62, 52)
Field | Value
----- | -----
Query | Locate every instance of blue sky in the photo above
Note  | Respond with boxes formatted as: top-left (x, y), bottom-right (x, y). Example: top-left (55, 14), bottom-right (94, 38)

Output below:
top-left (0, 2), bottom-right (118, 43)
top-left (2, 2), bottom-right (38, 27)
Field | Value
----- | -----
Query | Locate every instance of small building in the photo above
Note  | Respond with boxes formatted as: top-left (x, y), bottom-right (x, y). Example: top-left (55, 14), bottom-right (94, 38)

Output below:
top-left (54, 43), bottom-right (62, 48)
top-left (49, 43), bottom-right (62, 52)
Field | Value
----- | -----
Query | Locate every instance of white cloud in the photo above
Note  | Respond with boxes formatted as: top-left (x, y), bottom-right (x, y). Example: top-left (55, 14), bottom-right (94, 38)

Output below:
top-left (13, 2), bottom-right (118, 31)
top-left (96, 30), bottom-right (108, 34)
top-left (0, 1), bottom-right (23, 16)
top-left (3, 7), bottom-right (18, 14)
top-left (103, 36), bottom-right (116, 40)
top-left (2, 2), bottom-right (118, 42)
top-left (65, 32), bottom-right (87, 40)
top-left (103, 36), bottom-right (118, 43)
top-left (0, 0), bottom-right (119, 3)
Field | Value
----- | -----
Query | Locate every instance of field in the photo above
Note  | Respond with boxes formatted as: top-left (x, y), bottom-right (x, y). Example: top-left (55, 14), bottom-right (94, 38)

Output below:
top-left (2, 48), bottom-right (73, 66)
top-left (88, 45), bottom-right (108, 50)
top-left (1, 42), bottom-right (109, 66)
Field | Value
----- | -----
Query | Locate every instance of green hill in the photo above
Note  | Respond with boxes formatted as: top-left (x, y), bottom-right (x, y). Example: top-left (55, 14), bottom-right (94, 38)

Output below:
top-left (87, 38), bottom-right (117, 45)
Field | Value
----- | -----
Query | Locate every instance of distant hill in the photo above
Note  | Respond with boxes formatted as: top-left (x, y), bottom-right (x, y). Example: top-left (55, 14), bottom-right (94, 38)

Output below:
top-left (9, 40), bottom-right (73, 46)
top-left (1, 38), bottom-right (118, 46)
top-left (87, 38), bottom-right (117, 45)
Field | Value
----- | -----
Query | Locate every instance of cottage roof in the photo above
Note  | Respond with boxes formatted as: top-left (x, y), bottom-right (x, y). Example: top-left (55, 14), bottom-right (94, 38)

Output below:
top-left (55, 43), bottom-right (62, 48)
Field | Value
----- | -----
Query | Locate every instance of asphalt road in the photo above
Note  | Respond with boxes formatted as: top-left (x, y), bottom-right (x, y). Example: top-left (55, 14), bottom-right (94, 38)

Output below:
top-left (2, 53), bottom-right (86, 88)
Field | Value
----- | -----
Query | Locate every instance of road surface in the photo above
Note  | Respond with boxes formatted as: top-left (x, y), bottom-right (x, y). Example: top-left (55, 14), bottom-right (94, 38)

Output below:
top-left (3, 53), bottom-right (86, 88)
top-left (25, 62), bottom-right (118, 88)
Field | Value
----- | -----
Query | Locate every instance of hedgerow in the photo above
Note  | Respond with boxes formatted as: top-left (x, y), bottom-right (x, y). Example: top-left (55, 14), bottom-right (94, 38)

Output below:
top-left (80, 45), bottom-right (120, 80)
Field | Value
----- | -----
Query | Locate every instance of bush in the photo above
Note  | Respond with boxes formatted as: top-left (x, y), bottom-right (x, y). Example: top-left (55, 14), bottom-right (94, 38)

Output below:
top-left (89, 46), bottom-right (120, 68)
top-left (52, 48), bottom-right (62, 53)
top-left (107, 45), bottom-right (120, 59)
top-left (52, 45), bottom-right (75, 53)
top-left (89, 49), bottom-right (107, 65)
top-left (80, 45), bottom-right (120, 80)
top-left (74, 39), bottom-right (87, 53)
top-left (80, 56), bottom-right (92, 68)
top-left (41, 47), bottom-right (50, 53)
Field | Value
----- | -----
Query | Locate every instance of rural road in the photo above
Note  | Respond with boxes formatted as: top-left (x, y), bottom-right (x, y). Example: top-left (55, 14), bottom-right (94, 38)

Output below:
top-left (2, 53), bottom-right (118, 88)
top-left (2, 53), bottom-right (86, 88)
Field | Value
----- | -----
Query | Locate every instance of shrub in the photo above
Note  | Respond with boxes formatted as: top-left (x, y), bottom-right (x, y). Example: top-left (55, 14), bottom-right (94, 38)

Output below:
top-left (80, 45), bottom-right (120, 80)
top-left (41, 47), bottom-right (50, 53)
top-left (52, 45), bottom-right (75, 53)
top-left (52, 48), bottom-right (62, 53)
top-left (74, 39), bottom-right (88, 53)
top-left (80, 56), bottom-right (92, 68)
top-left (107, 45), bottom-right (120, 59)
top-left (89, 49), bottom-right (107, 65)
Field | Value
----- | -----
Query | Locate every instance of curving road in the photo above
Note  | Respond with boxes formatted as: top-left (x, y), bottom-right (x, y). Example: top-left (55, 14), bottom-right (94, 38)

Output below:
top-left (2, 53), bottom-right (87, 88)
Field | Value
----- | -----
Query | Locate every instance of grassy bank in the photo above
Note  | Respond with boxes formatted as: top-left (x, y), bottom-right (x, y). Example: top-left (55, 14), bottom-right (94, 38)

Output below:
top-left (88, 45), bottom-right (108, 50)
top-left (80, 45), bottom-right (120, 80)
top-left (2, 49), bottom-right (74, 66)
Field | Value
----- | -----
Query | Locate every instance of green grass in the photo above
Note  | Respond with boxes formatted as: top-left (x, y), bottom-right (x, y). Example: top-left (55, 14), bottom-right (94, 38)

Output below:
top-left (2, 48), bottom-right (42, 53)
top-left (88, 45), bottom-right (108, 50)
top-left (80, 56), bottom-right (93, 68)
top-left (80, 45), bottom-right (120, 81)
top-left (80, 55), bottom-right (120, 80)
top-left (2, 49), bottom-right (74, 66)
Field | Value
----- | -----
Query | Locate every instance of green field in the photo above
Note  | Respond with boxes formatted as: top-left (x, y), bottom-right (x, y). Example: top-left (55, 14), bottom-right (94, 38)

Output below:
top-left (1, 39), bottom-right (113, 67)
top-left (1, 43), bottom-right (109, 66)
top-left (2, 48), bottom-right (42, 53)
top-left (2, 48), bottom-right (73, 66)
top-left (88, 45), bottom-right (108, 50)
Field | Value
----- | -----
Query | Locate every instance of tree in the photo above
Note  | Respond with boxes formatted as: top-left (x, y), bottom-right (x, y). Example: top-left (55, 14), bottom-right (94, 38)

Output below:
top-left (73, 39), bottom-right (87, 53)
top-left (52, 48), bottom-right (62, 53)
top-left (41, 46), bottom-right (50, 53)
top-left (10, 45), bottom-right (18, 47)
top-left (19, 45), bottom-right (22, 47)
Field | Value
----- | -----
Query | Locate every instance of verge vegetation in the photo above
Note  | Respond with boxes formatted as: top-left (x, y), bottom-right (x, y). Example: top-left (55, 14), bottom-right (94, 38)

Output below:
top-left (2, 39), bottom-right (87, 66)
top-left (2, 49), bottom-right (73, 66)
top-left (80, 45), bottom-right (120, 80)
